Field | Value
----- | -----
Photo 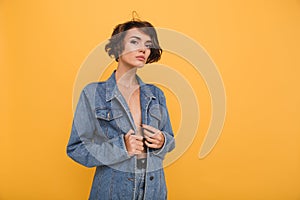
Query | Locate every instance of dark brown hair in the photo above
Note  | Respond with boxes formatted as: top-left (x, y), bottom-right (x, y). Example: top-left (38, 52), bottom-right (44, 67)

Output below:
top-left (105, 20), bottom-right (162, 63)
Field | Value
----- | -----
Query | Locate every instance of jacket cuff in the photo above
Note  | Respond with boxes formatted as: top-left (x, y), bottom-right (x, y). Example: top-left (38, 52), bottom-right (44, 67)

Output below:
top-left (151, 131), bottom-right (174, 158)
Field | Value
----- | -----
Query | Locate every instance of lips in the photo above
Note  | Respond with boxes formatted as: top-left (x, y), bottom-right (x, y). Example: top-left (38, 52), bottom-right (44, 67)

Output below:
top-left (136, 56), bottom-right (146, 61)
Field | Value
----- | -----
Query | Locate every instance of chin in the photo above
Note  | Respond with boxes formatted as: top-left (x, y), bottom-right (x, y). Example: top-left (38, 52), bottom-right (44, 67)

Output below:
top-left (133, 61), bottom-right (146, 68)
top-left (137, 64), bottom-right (145, 68)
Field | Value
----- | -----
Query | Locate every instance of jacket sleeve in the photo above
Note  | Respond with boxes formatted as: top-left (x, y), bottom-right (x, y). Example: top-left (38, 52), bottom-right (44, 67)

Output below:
top-left (151, 89), bottom-right (175, 159)
top-left (66, 87), bottom-right (130, 168)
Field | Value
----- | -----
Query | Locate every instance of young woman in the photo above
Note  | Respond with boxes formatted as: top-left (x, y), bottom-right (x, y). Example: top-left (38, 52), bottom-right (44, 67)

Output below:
top-left (67, 19), bottom-right (175, 200)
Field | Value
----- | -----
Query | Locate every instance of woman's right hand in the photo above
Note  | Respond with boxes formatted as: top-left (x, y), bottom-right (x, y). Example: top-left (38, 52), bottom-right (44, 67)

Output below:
top-left (124, 129), bottom-right (144, 156)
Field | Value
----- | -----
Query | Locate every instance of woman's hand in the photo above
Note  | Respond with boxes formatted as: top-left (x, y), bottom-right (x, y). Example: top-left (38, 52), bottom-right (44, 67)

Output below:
top-left (142, 124), bottom-right (165, 149)
top-left (124, 129), bottom-right (144, 156)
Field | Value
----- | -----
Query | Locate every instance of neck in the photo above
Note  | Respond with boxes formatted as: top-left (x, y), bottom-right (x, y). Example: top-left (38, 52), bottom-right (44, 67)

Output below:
top-left (115, 66), bottom-right (138, 88)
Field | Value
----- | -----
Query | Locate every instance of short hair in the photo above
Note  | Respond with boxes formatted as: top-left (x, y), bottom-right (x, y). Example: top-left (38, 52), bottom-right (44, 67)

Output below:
top-left (105, 20), bottom-right (162, 63)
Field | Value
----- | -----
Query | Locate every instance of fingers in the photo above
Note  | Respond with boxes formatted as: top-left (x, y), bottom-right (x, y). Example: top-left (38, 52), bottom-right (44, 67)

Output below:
top-left (125, 125), bottom-right (165, 154)
top-left (142, 124), bottom-right (165, 149)
top-left (125, 129), bottom-right (143, 141)
top-left (124, 129), bottom-right (144, 156)
top-left (125, 129), bottom-right (135, 139)
top-left (144, 135), bottom-right (164, 149)
top-left (141, 124), bottom-right (157, 134)
top-left (141, 124), bottom-right (161, 139)
top-left (144, 140), bottom-right (156, 149)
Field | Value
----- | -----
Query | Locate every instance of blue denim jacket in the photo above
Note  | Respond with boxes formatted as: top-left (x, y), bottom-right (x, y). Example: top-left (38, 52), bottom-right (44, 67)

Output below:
top-left (67, 71), bottom-right (175, 200)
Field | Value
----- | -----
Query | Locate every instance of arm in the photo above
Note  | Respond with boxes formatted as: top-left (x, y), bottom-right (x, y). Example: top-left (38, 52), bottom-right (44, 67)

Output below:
top-left (66, 86), bottom-right (130, 168)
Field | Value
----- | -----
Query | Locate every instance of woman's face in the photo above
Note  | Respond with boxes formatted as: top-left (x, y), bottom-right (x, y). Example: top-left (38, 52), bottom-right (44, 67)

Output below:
top-left (118, 28), bottom-right (152, 68)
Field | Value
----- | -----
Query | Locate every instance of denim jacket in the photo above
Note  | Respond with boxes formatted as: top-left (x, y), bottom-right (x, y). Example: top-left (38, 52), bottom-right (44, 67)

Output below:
top-left (67, 71), bottom-right (175, 200)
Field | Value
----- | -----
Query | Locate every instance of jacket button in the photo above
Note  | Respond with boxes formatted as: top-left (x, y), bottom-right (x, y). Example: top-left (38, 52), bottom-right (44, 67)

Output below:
top-left (150, 176), bottom-right (154, 181)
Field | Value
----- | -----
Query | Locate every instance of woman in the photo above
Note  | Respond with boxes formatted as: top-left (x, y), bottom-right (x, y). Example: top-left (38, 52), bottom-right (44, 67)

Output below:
top-left (67, 19), bottom-right (175, 200)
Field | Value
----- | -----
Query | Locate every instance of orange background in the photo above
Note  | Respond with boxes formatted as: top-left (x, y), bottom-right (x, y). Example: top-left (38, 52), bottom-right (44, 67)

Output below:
top-left (1, 0), bottom-right (300, 199)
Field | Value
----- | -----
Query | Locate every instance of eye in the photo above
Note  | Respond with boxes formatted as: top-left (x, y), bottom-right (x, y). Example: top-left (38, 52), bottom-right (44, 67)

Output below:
top-left (130, 40), bottom-right (139, 45)
top-left (145, 43), bottom-right (153, 49)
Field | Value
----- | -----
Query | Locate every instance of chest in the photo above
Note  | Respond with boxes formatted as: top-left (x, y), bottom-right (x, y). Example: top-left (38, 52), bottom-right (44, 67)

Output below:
top-left (94, 86), bottom-right (164, 139)
top-left (119, 86), bottom-right (141, 128)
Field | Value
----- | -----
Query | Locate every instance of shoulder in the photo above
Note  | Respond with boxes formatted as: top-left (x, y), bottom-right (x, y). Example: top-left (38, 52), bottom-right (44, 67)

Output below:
top-left (80, 81), bottom-right (107, 100)
top-left (143, 83), bottom-right (166, 102)
top-left (145, 82), bottom-right (163, 92)
top-left (82, 81), bottom-right (106, 92)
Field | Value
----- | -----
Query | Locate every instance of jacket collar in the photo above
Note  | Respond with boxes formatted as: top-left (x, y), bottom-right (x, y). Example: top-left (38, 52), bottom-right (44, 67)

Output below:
top-left (105, 70), bottom-right (156, 102)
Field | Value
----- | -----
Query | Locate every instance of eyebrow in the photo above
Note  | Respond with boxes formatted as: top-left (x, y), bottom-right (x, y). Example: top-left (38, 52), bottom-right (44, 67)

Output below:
top-left (129, 36), bottom-right (152, 43)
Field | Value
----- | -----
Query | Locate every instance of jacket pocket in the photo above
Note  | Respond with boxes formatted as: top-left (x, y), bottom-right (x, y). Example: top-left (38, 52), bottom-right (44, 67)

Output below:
top-left (149, 104), bottom-right (165, 130)
top-left (95, 108), bottom-right (123, 121)
top-left (95, 108), bottom-right (125, 139)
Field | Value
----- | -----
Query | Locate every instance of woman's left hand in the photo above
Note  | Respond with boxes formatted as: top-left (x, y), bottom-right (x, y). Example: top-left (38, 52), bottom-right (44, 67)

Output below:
top-left (142, 124), bottom-right (165, 149)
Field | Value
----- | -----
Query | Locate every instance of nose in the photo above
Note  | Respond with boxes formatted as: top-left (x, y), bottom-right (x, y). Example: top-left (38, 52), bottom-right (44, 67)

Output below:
top-left (138, 44), bottom-right (146, 53)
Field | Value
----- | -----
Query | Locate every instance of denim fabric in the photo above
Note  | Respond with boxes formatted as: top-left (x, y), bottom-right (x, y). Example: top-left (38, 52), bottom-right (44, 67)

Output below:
top-left (134, 168), bottom-right (146, 200)
top-left (67, 71), bottom-right (175, 200)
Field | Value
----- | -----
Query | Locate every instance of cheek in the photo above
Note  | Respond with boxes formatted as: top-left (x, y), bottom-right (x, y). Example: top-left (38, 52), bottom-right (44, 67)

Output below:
top-left (124, 44), bottom-right (138, 53)
top-left (146, 49), bottom-right (151, 58)
top-left (121, 48), bottom-right (136, 58)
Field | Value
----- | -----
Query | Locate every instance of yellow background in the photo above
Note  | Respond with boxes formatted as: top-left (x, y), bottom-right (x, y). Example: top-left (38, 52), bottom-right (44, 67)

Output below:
top-left (1, 0), bottom-right (300, 199)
